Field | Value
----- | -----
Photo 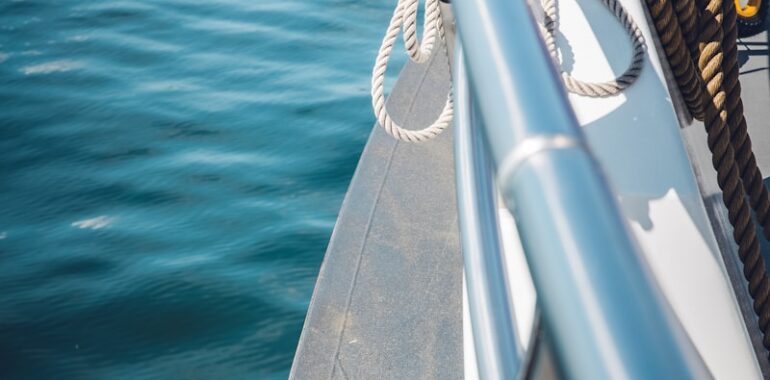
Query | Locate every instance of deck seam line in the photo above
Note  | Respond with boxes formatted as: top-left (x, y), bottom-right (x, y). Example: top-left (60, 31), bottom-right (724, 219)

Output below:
top-left (327, 48), bottom-right (443, 380)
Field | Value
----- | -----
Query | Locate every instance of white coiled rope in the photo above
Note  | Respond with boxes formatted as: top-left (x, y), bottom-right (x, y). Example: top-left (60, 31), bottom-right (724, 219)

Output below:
top-left (540, 0), bottom-right (646, 97)
top-left (371, 0), bottom-right (453, 143)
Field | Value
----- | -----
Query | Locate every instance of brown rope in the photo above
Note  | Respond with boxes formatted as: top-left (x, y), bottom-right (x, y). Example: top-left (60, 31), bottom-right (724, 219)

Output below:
top-left (674, 0), bottom-right (700, 58)
top-left (648, 0), bottom-right (704, 118)
top-left (721, 0), bottom-right (770, 343)
top-left (722, 1), bottom-right (770, 250)
top-left (645, 0), bottom-right (770, 358)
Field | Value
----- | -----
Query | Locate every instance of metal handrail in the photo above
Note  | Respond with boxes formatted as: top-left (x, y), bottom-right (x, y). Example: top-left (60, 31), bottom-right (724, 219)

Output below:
top-left (451, 0), bottom-right (709, 378)
top-left (454, 43), bottom-right (523, 380)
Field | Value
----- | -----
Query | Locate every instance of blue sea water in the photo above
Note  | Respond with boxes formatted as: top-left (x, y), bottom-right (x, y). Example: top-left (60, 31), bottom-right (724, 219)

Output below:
top-left (0, 1), bottom-right (403, 378)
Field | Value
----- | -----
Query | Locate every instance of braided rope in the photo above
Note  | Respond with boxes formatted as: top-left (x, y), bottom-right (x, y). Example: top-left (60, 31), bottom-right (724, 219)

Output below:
top-left (695, 0), bottom-right (770, 357)
top-left (371, 0), bottom-right (453, 143)
top-left (646, 0), bottom-right (770, 359)
top-left (541, 0), bottom-right (646, 97)
top-left (648, 0), bottom-right (704, 119)
top-left (721, 0), bottom-right (770, 342)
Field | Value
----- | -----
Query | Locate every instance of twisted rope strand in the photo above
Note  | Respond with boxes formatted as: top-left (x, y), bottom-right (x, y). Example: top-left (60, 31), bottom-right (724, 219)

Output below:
top-left (721, 0), bottom-right (770, 340)
top-left (371, 0), bottom-right (453, 143)
top-left (648, 0), bottom-right (705, 118)
top-left (698, 0), bottom-right (770, 353)
top-left (645, 0), bottom-right (770, 359)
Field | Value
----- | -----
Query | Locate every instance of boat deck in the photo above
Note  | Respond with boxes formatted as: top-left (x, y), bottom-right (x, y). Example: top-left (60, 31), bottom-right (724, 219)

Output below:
top-left (288, 43), bottom-right (462, 380)
top-left (290, 20), bottom-right (770, 380)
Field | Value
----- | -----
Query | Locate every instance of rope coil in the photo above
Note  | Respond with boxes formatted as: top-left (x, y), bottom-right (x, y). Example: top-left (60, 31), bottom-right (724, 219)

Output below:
top-left (371, 0), bottom-right (645, 143)
top-left (371, 0), bottom-right (453, 143)
top-left (540, 0), bottom-right (647, 97)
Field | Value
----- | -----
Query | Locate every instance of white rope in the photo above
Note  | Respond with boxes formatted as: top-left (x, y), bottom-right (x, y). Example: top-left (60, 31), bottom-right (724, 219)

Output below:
top-left (540, 0), bottom-right (646, 97)
top-left (371, 0), bottom-right (453, 143)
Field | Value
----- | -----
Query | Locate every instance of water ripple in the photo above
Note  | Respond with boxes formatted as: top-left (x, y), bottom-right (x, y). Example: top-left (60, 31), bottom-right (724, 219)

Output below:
top-left (0, 0), bottom-right (394, 378)
top-left (21, 60), bottom-right (83, 75)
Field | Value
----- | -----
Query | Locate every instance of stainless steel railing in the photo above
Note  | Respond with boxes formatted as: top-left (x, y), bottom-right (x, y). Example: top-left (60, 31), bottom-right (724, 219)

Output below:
top-left (454, 43), bottom-right (524, 380)
top-left (451, 0), bottom-right (708, 378)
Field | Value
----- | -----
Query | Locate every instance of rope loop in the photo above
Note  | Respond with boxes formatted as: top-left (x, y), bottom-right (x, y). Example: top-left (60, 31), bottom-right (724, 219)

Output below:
top-left (541, 0), bottom-right (647, 97)
top-left (371, 0), bottom-right (453, 143)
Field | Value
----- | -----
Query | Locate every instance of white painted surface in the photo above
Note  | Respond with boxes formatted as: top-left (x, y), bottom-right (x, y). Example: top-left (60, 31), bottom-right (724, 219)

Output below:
top-left (558, 0), bottom-right (760, 377)
top-left (463, 0), bottom-right (762, 377)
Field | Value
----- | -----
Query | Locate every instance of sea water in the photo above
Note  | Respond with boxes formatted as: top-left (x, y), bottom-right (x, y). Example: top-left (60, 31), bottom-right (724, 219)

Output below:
top-left (0, 0), bottom-right (402, 378)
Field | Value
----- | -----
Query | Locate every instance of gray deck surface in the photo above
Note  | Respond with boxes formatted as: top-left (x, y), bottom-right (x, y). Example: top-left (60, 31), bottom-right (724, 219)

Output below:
top-left (288, 45), bottom-right (462, 379)
top-left (680, 28), bottom-right (770, 372)
top-left (291, 22), bottom-right (770, 380)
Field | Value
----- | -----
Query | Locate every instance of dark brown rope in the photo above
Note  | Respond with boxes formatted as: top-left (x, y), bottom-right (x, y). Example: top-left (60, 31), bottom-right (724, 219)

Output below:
top-left (721, 0), bottom-right (770, 343)
top-left (646, 0), bottom-right (770, 358)
top-left (648, 0), bottom-right (704, 118)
